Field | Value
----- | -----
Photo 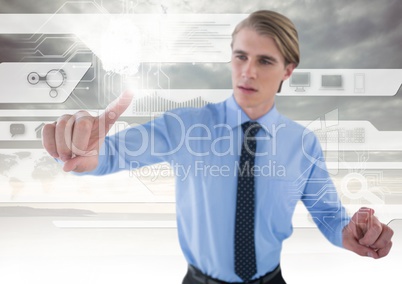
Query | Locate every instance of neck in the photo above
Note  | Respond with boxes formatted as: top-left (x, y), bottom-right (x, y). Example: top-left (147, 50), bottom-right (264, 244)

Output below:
top-left (241, 101), bottom-right (274, 120)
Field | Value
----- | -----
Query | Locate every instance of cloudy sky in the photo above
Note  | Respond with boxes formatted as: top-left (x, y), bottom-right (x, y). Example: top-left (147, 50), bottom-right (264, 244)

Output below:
top-left (1, 0), bottom-right (401, 68)
top-left (0, 0), bottom-right (401, 130)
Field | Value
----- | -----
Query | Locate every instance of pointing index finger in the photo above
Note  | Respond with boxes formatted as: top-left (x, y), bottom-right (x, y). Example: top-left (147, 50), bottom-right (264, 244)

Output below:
top-left (99, 91), bottom-right (134, 133)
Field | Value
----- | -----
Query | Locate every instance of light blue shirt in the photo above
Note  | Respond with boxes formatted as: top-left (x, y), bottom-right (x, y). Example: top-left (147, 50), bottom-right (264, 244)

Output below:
top-left (84, 95), bottom-right (350, 282)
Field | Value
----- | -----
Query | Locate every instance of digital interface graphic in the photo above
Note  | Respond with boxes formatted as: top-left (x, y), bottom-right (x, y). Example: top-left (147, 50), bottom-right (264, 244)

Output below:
top-left (0, 1), bottom-right (401, 283)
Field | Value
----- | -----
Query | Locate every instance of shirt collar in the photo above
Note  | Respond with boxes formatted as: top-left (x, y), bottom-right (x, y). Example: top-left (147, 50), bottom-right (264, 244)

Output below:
top-left (225, 95), bottom-right (280, 138)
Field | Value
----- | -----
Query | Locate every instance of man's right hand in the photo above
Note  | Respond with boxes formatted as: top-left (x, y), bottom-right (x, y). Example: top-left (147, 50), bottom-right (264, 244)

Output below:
top-left (42, 91), bottom-right (133, 173)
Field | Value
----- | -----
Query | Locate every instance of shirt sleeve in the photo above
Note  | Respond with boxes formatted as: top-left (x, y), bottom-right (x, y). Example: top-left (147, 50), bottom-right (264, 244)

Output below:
top-left (78, 110), bottom-right (185, 176)
top-left (301, 135), bottom-right (351, 248)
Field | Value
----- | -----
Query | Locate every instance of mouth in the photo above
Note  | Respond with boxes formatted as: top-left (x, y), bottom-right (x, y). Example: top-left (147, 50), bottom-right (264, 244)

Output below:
top-left (238, 85), bottom-right (257, 93)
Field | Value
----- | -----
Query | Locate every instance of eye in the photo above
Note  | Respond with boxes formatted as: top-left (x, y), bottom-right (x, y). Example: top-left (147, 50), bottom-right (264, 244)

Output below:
top-left (260, 59), bottom-right (272, 65)
top-left (236, 55), bottom-right (247, 61)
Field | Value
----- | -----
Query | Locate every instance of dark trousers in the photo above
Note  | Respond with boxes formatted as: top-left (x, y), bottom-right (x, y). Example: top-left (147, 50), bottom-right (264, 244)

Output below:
top-left (182, 265), bottom-right (287, 284)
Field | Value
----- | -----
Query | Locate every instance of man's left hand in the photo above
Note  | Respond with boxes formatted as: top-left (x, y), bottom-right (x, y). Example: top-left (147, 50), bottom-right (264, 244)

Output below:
top-left (342, 207), bottom-right (394, 259)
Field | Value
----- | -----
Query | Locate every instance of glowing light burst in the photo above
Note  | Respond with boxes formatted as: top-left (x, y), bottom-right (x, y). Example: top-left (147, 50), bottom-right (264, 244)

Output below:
top-left (101, 16), bottom-right (142, 76)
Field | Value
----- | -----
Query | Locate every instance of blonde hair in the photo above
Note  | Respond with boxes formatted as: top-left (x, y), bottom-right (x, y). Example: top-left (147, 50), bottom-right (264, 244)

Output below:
top-left (232, 10), bottom-right (300, 67)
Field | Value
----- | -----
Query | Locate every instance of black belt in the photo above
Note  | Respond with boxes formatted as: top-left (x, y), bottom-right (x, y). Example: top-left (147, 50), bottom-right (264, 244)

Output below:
top-left (186, 264), bottom-right (282, 284)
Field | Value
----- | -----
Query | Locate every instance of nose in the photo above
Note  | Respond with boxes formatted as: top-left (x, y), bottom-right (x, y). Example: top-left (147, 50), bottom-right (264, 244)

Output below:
top-left (242, 61), bottom-right (257, 79)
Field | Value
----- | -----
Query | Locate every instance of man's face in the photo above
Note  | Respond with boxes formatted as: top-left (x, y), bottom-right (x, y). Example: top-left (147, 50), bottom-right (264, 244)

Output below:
top-left (231, 28), bottom-right (295, 119)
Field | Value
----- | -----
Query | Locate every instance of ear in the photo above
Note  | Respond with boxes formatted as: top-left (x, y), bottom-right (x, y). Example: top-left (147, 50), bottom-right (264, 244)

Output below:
top-left (282, 63), bottom-right (296, 81)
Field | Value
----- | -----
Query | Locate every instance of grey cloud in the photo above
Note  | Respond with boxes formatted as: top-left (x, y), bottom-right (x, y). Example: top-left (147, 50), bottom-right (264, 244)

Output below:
top-left (292, 0), bottom-right (402, 68)
top-left (0, 0), bottom-right (122, 13)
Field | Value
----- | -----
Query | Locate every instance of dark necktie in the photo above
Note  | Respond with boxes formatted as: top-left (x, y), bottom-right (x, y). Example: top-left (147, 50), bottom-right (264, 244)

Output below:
top-left (235, 121), bottom-right (261, 282)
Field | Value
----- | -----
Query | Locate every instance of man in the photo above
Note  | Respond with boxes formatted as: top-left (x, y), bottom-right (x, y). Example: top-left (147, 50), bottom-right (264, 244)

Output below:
top-left (42, 10), bottom-right (393, 284)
